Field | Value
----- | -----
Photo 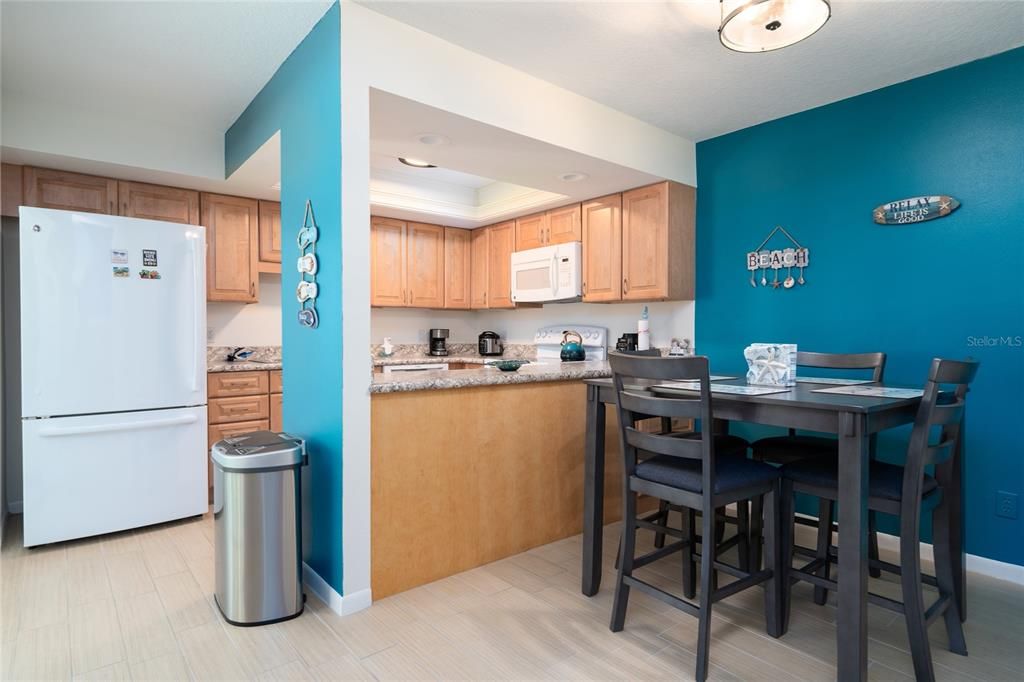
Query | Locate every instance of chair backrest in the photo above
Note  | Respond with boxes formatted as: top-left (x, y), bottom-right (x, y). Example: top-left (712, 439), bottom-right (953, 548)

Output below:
top-left (797, 351), bottom-right (887, 382)
top-left (608, 352), bottom-right (717, 492)
top-left (901, 358), bottom-right (979, 506)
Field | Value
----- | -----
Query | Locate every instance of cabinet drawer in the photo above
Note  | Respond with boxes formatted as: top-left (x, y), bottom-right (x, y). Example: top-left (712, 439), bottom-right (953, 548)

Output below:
top-left (208, 419), bottom-right (270, 448)
top-left (209, 395), bottom-right (269, 424)
top-left (208, 371), bottom-right (269, 398)
top-left (269, 370), bottom-right (283, 394)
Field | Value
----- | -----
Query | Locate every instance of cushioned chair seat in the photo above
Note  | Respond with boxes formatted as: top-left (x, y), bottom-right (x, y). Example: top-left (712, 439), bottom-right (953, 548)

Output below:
top-left (677, 433), bottom-right (750, 458)
top-left (635, 454), bottom-right (778, 495)
top-left (751, 434), bottom-right (836, 464)
top-left (783, 458), bottom-right (937, 502)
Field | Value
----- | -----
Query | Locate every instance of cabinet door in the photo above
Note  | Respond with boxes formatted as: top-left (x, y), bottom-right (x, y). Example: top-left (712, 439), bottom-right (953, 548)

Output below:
top-left (406, 222), bottom-right (445, 308)
top-left (547, 203), bottom-right (582, 244)
top-left (23, 167), bottom-right (117, 215)
top-left (370, 217), bottom-right (407, 307)
top-left (582, 194), bottom-right (622, 302)
top-left (258, 200), bottom-right (282, 269)
top-left (270, 393), bottom-right (283, 432)
top-left (470, 227), bottom-right (489, 309)
top-left (118, 181), bottom-right (199, 225)
top-left (487, 221), bottom-right (515, 309)
top-left (622, 182), bottom-right (668, 300)
top-left (444, 227), bottom-right (471, 309)
top-left (201, 193), bottom-right (260, 303)
top-left (2, 163), bottom-right (23, 217)
top-left (514, 212), bottom-right (547, 251)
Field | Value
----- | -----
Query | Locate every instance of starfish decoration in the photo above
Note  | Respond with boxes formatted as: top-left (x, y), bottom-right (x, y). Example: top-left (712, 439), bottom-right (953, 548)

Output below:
top-left (771, 279), bottom-right (781, 289)
top-left (939, 199), bottom-right (951, 212)
top-left (874, 209), bottom-right (886, 222)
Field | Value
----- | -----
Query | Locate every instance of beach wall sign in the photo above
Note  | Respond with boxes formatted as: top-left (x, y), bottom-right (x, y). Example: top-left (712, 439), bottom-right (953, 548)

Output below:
top-left (873, 195), bottom-right (959, 225)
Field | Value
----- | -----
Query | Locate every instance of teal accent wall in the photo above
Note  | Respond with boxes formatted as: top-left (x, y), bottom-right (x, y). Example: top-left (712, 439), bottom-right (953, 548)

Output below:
top-left (224, 4), bottom-right (343, 591)
top-left (696, 48), bottom-right (1024, 566)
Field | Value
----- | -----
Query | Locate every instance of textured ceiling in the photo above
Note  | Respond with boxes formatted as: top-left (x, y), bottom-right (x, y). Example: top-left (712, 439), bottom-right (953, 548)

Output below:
top-left (1, 0), bottom-right (335, 131)
top-left (360, 0), bottom-right (1024, 141)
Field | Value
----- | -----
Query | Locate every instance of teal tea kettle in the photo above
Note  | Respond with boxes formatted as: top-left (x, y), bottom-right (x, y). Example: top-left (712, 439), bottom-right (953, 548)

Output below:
top-left (560, 330), bottom-right (586, 362)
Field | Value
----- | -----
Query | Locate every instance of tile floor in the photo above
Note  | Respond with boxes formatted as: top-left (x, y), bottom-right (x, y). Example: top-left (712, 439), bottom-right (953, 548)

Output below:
top-left (2, 511), bottom-right (1022, 681)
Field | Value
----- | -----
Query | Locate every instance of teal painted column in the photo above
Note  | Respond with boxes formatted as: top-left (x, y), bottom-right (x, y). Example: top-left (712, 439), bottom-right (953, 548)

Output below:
top-left (224, 3), bottom-right (343, 592)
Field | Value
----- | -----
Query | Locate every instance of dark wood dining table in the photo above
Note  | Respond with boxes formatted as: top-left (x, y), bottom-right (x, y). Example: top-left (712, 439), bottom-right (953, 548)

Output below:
top-left (581, 376), bottom-right (964, 682)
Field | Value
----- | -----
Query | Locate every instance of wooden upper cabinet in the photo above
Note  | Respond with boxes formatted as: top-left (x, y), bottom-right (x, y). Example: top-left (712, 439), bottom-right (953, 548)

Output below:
top-left (582, 194), bottom-right (622, 302)
top-left (444, 227), bottom-right (471, 310)
top-left (487, 221), bottom-right (515, 309)
top-left (621, 181), bottom-right (695, 301)
top-left (118, 181), bottom-right (199, 225)
top-left (258, 200), bottom-right (282, 270)
top-left (23, 167), bottom-right (117, 215)
top-left (470, 227), bottom-right (489, 309)
top-left (370, 217), bottom-right (407, 307)
top-left (547, 203), bottom-right (582, 244)
top-left (1, 163), bottom-right (23, 217)
top-left (201, 193), bottom-right (259, 303)
top-left (514, 212), bottom-right (547, 251)
top-left (406, 222), bottom-right (445, 308)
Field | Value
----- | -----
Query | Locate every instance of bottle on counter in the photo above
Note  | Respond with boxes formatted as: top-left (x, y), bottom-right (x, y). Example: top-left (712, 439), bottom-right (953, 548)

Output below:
top-left (637, 305), bottom-right (650, 351)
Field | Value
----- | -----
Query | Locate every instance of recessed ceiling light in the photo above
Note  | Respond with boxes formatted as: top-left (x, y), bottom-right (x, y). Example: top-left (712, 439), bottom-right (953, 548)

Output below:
top-left (417, 133), bottom-right (450, 146)
top-left (398, 157), bottom-right (437, 168)
top-left (559, 172), bottom-right (588, 182)
top-left (719, 0), bottom-right (830, 53)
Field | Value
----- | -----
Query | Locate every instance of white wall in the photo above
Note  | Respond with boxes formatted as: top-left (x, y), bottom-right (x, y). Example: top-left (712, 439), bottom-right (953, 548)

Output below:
top-left (341, 1), bottom-right (697, 606)
top-left (207, 274), bottom-right (282, 346)
top-left (370, 301), bottom-right (695, 348)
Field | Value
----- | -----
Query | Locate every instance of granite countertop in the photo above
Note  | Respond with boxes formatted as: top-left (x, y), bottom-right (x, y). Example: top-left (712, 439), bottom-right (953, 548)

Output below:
top-left (370, 360), bottom-right (612, 394)
top-left (208, 360), bottom-right (282, 373)
top-left (207, 346), bottom-right (281, 373)
top-left (373, 355), bottom-right (490, 367)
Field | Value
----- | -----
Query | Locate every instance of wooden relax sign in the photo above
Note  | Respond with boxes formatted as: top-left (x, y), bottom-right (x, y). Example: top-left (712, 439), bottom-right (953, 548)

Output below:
top-left (873, 195), bottom-right (960, 225)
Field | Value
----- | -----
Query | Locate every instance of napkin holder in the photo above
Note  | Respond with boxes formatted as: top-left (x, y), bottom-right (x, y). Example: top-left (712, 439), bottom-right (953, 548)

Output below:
top-left (744, 343), bottom-right (797, 387)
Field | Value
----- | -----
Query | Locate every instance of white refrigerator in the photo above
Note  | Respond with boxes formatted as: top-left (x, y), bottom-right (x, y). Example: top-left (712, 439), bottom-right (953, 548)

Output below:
top-left (19, 207), bottom-right (208, 547)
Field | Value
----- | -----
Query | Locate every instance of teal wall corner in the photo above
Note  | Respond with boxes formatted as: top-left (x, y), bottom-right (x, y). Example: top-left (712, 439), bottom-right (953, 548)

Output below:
top-left (695, 47), bottom-right (1024, 566)
top-left (224, 2), bottom-right (343, 592)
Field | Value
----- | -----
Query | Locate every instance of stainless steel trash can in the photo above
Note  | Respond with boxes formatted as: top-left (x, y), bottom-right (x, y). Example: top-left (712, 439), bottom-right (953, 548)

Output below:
top-left (212, 430), bottom-right (307, 626)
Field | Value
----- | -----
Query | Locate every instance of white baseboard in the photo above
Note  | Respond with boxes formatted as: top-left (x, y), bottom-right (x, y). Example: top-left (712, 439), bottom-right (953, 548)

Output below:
top-left (793, 512), bottom-right (1024, 586)
top-left (302, 562), bottom-right (372, 617)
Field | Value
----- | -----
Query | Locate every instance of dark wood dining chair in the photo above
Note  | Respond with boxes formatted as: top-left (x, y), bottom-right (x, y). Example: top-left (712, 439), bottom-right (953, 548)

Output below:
top-left (608, 352), bottom-right (782, 682)
top-left (750, 351), bottom-right (887, 594)
top-left (780, 358), bottom-right (978, 681)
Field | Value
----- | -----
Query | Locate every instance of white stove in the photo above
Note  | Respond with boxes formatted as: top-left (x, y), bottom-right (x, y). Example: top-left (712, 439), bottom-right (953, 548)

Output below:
top-left (534, 325), bottom-right (608, 363)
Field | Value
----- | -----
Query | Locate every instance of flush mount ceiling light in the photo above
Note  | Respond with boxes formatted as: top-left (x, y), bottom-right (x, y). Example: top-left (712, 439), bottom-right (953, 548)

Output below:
top-left (416, 133), bottom-right (450, 146)
top-left (398, 157), bottom-right (437, 168)
top-left (558, 172), bottom-right (588, 182)
top-left (719, 0), bottom-right (831, 53)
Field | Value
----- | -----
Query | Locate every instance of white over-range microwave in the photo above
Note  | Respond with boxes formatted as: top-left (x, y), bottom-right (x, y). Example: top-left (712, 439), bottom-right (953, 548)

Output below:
top-left (510, 241), bottom-right (582, 303)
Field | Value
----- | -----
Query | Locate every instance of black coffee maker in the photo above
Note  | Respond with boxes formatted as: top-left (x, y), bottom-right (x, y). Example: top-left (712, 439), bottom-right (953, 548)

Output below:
top-left (429, 328), bottom-right (449, 356)
top-left (615, 333), bottom-right (639, 352)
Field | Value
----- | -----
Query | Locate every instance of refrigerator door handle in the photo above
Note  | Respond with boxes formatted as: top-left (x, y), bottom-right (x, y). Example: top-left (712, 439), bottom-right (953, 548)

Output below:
top-left (38, 414), bottom-right (199, 437)
top-left (190, 236), bottom-right (201, 393)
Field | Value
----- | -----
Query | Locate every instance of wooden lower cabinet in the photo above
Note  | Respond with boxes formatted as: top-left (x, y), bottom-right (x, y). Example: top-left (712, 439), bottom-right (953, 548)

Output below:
top-left (371, 381), bottom-right (654, 598)
top-left (206, 369), bottom-right (280, 497)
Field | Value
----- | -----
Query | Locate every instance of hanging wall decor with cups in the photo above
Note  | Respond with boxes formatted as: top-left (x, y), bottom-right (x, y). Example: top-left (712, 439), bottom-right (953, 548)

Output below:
top-left (745, 225), bottom-right (809, 289)
top-left (296, 200), bottom-right (320, 328)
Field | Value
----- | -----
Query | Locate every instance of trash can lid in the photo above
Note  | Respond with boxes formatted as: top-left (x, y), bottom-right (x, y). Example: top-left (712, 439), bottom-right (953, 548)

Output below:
top-left (211, 430), bottom-right (306, 471)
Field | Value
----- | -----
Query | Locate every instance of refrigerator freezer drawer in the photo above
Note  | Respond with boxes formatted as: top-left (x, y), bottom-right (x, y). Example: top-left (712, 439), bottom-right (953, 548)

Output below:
top-left (22, 406), bottom-right (208, 547)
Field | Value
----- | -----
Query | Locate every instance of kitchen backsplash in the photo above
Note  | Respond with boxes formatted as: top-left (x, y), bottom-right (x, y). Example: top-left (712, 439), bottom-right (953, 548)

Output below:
top-left (370, 343), bottom-right (536, 360)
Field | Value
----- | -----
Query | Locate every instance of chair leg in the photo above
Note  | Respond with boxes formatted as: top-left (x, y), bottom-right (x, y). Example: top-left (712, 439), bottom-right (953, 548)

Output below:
top-left (682, 506), bottom-right (696, 599)
top-left (869, 511), bottom-right (881, 579)
top-left (762, 485), bottom-right (783, 638)
top-left (610, 491), bottom-right (638, 632)
top-left (714, 506), bottom-right (726, 545)
top-left (813, 499), bottom-right (833, 606)
top-left (932, 498), bottom-right (968, 656)
top-left (654, 500), bottom-right (670, 549)
top-left (900, 514), bottom-right (937, 681)
top-left (750, 494), bottom-right (764, 572)
top-left (780, 479), bottom-right (795, 633)
top-left (737, 501), bottom-right (750, 572)
top-left (695, 503), bottom-right (716, 682)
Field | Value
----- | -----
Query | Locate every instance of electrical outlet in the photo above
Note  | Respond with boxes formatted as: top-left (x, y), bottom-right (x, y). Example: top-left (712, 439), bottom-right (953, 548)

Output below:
top-left (996, 491), bottom-right (1018, 520)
